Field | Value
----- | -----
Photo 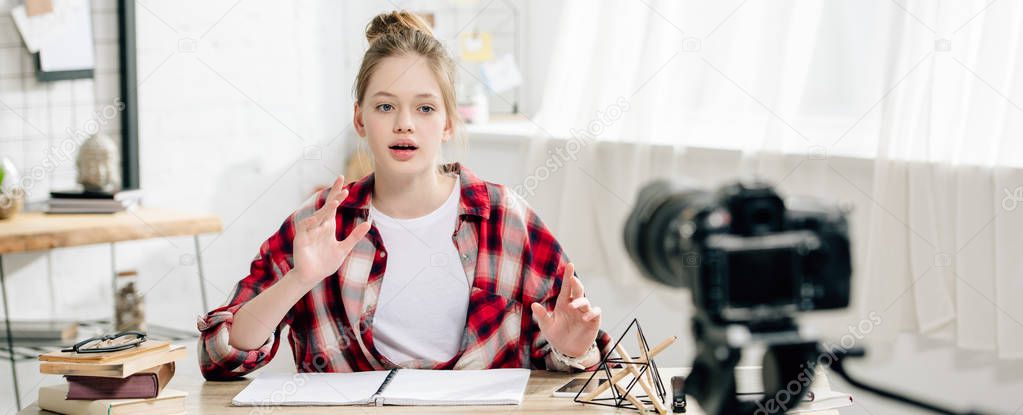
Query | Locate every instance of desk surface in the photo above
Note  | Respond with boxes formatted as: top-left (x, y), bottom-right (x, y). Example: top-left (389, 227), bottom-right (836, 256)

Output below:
top-left (0, 208), bottom-right (222, 254)
top-left (17, 367), bottom-right (842, 414)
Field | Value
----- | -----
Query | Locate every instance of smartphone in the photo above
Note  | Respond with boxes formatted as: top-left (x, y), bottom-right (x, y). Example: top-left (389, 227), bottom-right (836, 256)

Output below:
top-left (551, 378), bottom-right (609, 398)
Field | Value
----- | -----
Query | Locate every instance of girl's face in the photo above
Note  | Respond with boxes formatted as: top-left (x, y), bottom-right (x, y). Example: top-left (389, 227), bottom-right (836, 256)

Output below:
top-left (354, 54), bottom-right (452, 177)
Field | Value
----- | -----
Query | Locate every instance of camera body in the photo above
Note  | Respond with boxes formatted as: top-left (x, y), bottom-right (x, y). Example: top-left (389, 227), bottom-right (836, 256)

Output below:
top-left (624, 180), bottom-right (851, 326)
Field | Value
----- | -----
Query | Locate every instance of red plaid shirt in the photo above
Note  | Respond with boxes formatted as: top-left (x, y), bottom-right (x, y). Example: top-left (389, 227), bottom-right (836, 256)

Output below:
top-left (197, 163), bottom-right (612, 380)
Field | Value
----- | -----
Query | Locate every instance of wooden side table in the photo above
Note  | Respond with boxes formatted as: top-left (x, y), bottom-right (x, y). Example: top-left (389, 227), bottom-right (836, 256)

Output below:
top-left (0, 208), bottom-right (222, 410)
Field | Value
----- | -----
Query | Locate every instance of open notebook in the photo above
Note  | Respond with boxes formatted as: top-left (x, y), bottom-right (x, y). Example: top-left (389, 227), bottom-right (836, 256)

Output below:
top-left (232, 368), bottom-right (531, 407)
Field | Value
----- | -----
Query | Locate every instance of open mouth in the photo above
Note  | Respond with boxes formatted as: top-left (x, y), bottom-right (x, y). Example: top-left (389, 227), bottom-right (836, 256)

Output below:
top-left (388, 144), bottom-right (419, 150)
top-left (387, 141), bottom-right (419, 161)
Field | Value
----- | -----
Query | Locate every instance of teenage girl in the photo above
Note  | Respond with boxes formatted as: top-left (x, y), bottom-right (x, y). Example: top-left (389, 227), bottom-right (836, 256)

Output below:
top-left (197, 10), bottom-right (610, 379)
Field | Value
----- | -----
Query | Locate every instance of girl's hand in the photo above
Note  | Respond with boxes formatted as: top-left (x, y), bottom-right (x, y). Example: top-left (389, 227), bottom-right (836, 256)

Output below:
top-left (530, 263), bottom-right (602, 358)
top-left (291, 175), bottom-right (372, 286)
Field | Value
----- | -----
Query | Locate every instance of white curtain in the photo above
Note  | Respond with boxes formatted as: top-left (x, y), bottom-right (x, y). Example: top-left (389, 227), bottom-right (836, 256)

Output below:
top-left (527, 0), bottom-right (1023, 358)
top-left (862, 0), bottom-right (1023, 359)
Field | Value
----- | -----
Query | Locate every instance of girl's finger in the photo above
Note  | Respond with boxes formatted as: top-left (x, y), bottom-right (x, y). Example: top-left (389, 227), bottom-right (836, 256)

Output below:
top-left (335, 188), bottom-right (350, 205)
top-left (338, 220), bottom-right (372, 251)
top-left (531, 302), bottom-right (553, 333)
top-left (555, 263), bottom-right (576, 308)
top-left (569, 275), bottom-right (585, 300)
top-left (315, 199), bottom-right (340, 224)
top-left (582, 307), bottom-right (601, 322)
top-left (324, 175), bottom-right (345, 202)
top-left (570, 296), bottom-right (591, 313)
top-left (314, 178), bottom-right (346, 222)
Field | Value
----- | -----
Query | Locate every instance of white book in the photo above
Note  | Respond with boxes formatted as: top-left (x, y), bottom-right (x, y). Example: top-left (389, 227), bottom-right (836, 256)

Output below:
top-left (231, 368), bottom-right (531, 407)
top-left (733, 366), bottom-right (853, 414)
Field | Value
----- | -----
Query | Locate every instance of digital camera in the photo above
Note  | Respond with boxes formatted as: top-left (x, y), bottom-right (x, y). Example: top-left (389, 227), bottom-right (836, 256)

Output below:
top-left (623, 180), bottom-right (852, 325)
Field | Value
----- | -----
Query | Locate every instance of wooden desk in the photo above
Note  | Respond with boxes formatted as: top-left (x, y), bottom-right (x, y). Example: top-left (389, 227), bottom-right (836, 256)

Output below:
top-left (16, 366), bottom-right (842, 414)
top-left (0, 208), bottom-right (222, 410)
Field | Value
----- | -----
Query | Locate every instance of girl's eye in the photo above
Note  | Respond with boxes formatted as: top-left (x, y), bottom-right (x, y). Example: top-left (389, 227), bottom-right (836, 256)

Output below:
top-left (418, 105), bottom-right (435, 113)
top-left (376, 103), bottom-right (394, 112)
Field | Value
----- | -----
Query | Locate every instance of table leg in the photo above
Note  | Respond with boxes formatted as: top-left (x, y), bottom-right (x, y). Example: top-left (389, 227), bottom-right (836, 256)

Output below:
top-left (1, 255), bottom-right (21, 410)
top-left (110, 243), bottom-right (117, 330)
top-left (193, 236), bottom-right (209, 312)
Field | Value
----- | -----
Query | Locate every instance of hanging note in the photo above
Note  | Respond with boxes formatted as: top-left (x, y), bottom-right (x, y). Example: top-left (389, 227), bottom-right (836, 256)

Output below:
top-left (38, 0), bottom-right (95, 78)
top-left (480, 53), bottom-right (522, 94)
top-left (459, 31), bottom-right (494, 62)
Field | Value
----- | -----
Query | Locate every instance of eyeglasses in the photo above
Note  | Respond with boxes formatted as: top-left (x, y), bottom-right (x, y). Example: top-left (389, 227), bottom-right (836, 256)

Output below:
top-left (61, 331), bottom-right (148, 354)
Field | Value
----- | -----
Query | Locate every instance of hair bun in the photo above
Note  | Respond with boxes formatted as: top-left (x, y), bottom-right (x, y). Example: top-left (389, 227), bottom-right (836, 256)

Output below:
top-left (365, 10), bottom-right (434, 44)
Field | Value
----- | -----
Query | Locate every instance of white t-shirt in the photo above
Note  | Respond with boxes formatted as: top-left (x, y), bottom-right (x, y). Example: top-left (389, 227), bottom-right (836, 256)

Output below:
top-left (368, 178), bottom-right (470, 365)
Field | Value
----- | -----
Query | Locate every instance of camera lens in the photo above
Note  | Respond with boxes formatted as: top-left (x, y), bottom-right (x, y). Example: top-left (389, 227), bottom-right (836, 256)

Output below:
top-left (623, 180), bottom-right (711, 288)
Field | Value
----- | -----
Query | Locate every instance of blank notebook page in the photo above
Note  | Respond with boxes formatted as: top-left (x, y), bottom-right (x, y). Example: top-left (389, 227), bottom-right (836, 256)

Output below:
top-left (232, 371), bottom-right (391, 406)
top-left (379, 368), bottom-right (531, 406)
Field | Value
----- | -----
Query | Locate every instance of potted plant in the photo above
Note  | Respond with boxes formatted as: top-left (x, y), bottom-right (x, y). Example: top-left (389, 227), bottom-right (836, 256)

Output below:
top-left (0, 158), bottom-right (24, 219)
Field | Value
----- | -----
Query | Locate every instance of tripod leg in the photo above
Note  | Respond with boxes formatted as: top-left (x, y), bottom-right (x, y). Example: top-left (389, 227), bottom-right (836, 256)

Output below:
top-left (684, 341), bottom-right (743, 415)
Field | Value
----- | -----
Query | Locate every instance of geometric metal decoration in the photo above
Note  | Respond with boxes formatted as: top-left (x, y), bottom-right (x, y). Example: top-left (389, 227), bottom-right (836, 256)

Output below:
top-left (575, 318), bottom-right (677, 414)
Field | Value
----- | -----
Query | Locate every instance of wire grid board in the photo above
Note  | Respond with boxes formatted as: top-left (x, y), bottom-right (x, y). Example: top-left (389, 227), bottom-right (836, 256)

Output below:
top-left (0, 0), bottom-right (123, 202)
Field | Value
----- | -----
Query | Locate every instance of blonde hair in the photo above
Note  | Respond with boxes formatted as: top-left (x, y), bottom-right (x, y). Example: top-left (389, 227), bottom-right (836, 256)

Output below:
top-left (354, 11), bottom-right (462, 141)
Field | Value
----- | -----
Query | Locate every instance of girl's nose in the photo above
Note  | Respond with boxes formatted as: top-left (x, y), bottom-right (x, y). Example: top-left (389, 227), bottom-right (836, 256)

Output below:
top-left (394, 110), bottom-right (414, 134)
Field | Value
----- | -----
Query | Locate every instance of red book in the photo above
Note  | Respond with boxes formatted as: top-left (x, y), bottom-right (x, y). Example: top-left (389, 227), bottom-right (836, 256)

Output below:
top-left (65, 362), bottom-right (175, 400)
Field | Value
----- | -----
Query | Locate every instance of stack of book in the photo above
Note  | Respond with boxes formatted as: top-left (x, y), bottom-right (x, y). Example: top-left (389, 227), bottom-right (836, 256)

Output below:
top-left (44, 190), bottom-right (142, 214)
top-left (37, 340), bottom-right (188, 415)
